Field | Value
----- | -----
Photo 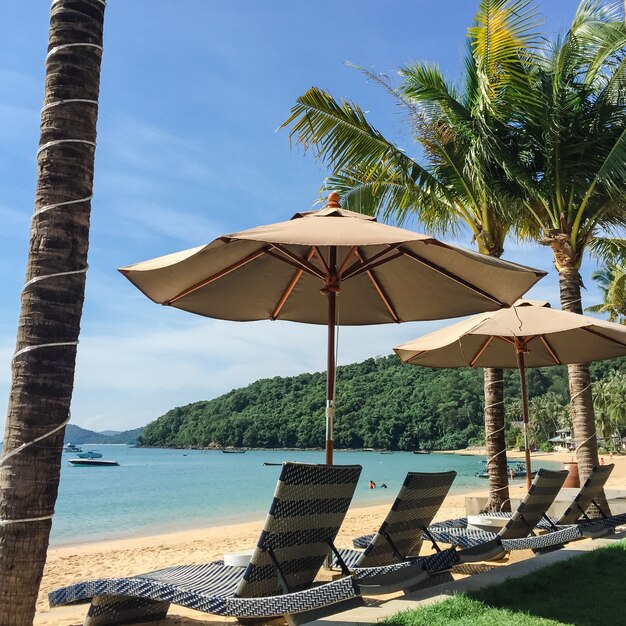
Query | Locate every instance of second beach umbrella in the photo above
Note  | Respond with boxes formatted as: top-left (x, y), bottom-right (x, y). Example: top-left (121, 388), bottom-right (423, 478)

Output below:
top-left (120, 193), bottom-right (544, 463)
top-left (394, 300), bottom-right (626, 486)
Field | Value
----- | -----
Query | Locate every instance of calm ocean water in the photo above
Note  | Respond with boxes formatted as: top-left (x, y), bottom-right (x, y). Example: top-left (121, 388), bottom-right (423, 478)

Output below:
top-left (47, 446), bottom-right (561, 546)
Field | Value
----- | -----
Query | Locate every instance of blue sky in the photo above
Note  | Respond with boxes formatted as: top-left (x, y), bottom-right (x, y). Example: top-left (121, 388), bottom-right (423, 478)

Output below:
top-left (1, 0), bottom-right (602, 433)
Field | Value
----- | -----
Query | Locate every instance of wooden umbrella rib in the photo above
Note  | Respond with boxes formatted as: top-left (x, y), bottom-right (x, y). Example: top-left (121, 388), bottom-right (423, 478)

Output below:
top-left (266, 244), bottom-right (326, 279)
top-left (539, 335), bottom-right (561, 365)
top-left (167, 247), bottom-right (267, 305)
top-left (337, 246), bottom-right (358, 277)
top-left (341, 244), bottom-right (402, 281)
top-left (406, 350), bottom-right (426, 364)
top-left (271, 248), bottom-right (316, 320)
top-left (470, 335), bottom-right (495, 366)
top-left (495, 335), bottom-right (516, 346)
top-left (311, 246), bottom-right (331, 276)
top-left (342, 250), bottom-right (405, 281)
top-left (580, 326), bottom-right (626, 349)
top-left (398, 246), bottom-right (506, 306)
top-left (354, 249), bottom-right (399, 322)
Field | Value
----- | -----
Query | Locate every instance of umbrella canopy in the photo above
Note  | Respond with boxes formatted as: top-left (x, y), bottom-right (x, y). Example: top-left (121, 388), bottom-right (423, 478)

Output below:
top-left (120, 194), bottom-right (545, 462)
top-left (394, 300), bottom-right (626, 484)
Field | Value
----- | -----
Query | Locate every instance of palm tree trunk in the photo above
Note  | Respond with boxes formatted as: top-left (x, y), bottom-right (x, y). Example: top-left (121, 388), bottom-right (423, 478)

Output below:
top-left (482, 368), bottom-right (511, 512)
top-left (558, 263), bottom-right (607, 514)
top-left (0, 2), bottom-right (104, 623)
top-left (481, 244), bottom-right (510, 512)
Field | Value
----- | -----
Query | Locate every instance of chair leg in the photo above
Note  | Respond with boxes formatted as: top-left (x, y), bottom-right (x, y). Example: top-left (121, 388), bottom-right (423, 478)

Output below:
top-left (403, 570), bottom-right (454, 595)
top-left (285, 596), bottom-right (365, 626)
top-left (83, 595), bottom-right (170, 626)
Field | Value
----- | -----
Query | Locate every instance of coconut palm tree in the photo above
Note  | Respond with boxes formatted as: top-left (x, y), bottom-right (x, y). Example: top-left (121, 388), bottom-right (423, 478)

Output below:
top-left (0, 1), bottom-right (105, 623)
top-left (283, 0), bottom-right (542, 511)
top-left (509, 0), bottom-right (626, 483)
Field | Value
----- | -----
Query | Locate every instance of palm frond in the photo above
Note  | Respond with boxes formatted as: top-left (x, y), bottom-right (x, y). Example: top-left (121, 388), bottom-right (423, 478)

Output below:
top-left (588, 237), bottom-right (626, 262)
top-left (281, 87), bottom-right (417, 175)
top-left (469, 0), bottom-right (544, 118)
top-left (399, 63), bottom-right (471, 123)
top-left (324, 168), bottom-right (462, 236)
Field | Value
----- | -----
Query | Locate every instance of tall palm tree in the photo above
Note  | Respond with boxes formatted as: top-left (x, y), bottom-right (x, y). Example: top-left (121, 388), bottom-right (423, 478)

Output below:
top-left (509, 0), bottom-right (626, 484)
top-left (0, 1), bottom-right (105, 623)
top-left (283, 0), bottom-right (542, 511)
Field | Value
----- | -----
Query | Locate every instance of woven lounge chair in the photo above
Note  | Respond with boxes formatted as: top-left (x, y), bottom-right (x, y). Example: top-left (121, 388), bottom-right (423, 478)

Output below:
top-left (428, 468), bottom-right (580, 561)
top-left (434, 465), bottom-right (624, 546)
top-left (537, 463), bottom-right (626, 535)
top-left (49, 462), bottom-right (367, 626)
top-left (333, 471), bottom-right (460, 589)
top-left (554, 463), bottom-right (614, 526)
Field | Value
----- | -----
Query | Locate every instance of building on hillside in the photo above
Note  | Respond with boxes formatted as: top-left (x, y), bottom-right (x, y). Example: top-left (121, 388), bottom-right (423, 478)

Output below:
top-left (548, 428), bottom-right (575, 452)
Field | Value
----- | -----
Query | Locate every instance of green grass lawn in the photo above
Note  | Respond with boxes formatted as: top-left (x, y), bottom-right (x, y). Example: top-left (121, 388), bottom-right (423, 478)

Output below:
top-left (383, 539), bottom-right (626, 626)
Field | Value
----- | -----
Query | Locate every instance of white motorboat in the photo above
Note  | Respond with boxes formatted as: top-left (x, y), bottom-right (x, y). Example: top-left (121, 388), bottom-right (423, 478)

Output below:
top-left (68, 458), bottom-right (119, 467)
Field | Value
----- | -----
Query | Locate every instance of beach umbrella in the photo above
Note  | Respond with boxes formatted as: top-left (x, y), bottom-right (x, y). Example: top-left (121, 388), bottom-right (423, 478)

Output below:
top-left (119, 193), bottom-right (545, 463)
top-left (394, 300), bottom-right (626, 486)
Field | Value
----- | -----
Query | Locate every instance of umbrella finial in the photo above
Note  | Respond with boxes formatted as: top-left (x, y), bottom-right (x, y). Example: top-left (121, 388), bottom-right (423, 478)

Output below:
top-left (327, 191), bottom-right (341, 208)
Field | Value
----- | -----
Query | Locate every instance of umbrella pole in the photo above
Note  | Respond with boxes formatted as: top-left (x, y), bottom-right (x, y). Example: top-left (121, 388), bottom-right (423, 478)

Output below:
top-left (326, 289), bottom-right (336, 465)
top-left (325, 248), bottom-right (338, 465)
top-left (515, 348), bottom-right (532, 489)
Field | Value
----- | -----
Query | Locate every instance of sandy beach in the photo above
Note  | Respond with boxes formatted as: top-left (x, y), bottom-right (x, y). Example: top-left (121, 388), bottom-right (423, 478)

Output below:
top-left (35, 451), bottom-right (626, 626)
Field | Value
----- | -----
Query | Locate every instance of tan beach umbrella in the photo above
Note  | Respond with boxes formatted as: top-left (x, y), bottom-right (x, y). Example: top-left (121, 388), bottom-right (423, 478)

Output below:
top-left (120, 193), bottom-right (545, 463)
top-left (394, 300), bottom-right (626, 486)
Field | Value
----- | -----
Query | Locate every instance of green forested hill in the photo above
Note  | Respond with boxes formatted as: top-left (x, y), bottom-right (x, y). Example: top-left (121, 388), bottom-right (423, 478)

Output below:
top-left (139, 355), bottom-right (626, 450)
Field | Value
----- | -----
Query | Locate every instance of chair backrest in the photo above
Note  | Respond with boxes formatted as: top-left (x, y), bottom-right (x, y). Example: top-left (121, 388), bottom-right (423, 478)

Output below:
top-left (355, 470), bottom-right (456, 567)
top-left (557, 464), bottom-right (614, 525)
top-left (236, 462), bottom-right (362, 598)
top-left (499, 468), bottom-right (568, 539)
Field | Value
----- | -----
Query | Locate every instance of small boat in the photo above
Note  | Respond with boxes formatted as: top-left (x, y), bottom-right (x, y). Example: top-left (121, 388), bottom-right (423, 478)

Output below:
top-left (69, 458), bottom-right (119, 467)
top-left (475, 461), bottom-right (535, 479)
top-left (221, 449), bottom-right (246, 454)
top-left (63, 443), bottom-right (82, 453)
top-left (263, 462), bottom-right (283, 466)
top-left (413, 449), bottom-right (431, 455)
top-left (76, 450), bottom-right (103, 459)
top-left (380, 451), bottom-right (395, 455)
top-left (476, 469), bottom-right (537, 479)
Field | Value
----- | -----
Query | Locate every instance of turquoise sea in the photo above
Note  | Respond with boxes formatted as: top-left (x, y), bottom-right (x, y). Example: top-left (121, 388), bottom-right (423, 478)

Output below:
top-left (50, 446), bottom-right (561, 546)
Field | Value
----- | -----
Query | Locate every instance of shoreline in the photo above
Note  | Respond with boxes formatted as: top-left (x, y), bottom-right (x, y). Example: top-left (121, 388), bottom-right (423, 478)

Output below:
top-left (46, 449), bottom-right (594, 550)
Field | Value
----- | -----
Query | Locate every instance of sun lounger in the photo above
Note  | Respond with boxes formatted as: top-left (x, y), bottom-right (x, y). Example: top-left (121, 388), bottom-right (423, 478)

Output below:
top-left (428, 468), bottom-right (578, 560)
top-left (333, 471), bottom-right (459, 589)
top-left (437, 464), bottom-right (623, 544)
top-left (538, 463), bottom-right (626, 534)
top-left (554, 463), bottom-right (614, 525)
top-left (49, 462), bottom-right (367, 626)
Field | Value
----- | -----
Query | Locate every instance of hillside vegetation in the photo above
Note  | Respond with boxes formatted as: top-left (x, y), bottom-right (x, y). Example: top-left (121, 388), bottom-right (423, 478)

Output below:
top-left (139, 355), bottom-right (626, 450)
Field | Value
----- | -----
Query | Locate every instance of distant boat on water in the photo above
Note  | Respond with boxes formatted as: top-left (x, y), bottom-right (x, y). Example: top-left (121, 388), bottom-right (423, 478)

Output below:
top-left (69, 458), bottom-right (119, 467)
top-left (413, 449), bottom-right (431, 455)
top-left (76, 450), bottom-right (103, 459)
top-left (63, 443), bottom-right (82, 453)
top-left (221, 449), bottom-right (246, 454)
top-left (380, 451), bottom-right (395, 455)
top-left (475, 460), bottom-right (534, 479)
